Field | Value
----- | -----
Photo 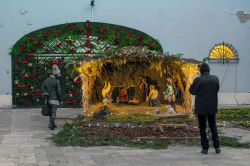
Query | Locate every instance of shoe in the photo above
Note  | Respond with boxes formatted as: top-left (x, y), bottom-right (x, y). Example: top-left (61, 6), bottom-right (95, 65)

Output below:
top-left (201, 149), bottom-right (208, 154)
top-left (48, 123), bottom-right (55, 130)
top-left (215, 148), bottom-right (221, 153)
top-left (53, 123), bottom-right (57, 128)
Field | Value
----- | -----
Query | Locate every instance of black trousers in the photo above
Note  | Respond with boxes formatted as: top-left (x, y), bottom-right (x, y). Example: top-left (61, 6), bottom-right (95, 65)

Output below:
top-left (197, 114), bottom-right (220, 150)
top-left (48, 104), bottom-right (57, 127)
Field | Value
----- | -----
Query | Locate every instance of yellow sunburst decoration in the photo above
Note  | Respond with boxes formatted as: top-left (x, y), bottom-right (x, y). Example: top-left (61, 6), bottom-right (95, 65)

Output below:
top-left (209, 43), bottom-right (238, 59)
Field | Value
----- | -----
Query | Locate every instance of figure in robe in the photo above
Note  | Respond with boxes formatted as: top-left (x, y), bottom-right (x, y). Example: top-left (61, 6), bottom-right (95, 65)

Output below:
top-left (138, 76), bottom-right (148, 102)
top-left (163, 79), bottom-right (176, 111)
top-left (116, 87), bottom-right (128, 103)
top-left (147, 85), bottom-right (160, 106)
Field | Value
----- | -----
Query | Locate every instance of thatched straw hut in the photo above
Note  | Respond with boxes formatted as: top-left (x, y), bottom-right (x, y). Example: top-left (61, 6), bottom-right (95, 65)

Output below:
top-left (77, 46), bottom-right (199, 116)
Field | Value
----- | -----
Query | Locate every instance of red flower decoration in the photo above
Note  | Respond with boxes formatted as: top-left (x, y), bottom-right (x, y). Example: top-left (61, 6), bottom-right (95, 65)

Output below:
top-left (74, 79), bottom-right (81, 84)
top-left (43, 33), bottom-right (50, 38)
top-left (114, 38), bottom-right (121, 44)
top-left (138, 35), bottom-right (144, 41)
top-left (33, 90), bottom-right (42, 96)
top-left (37, 40), bottom-right (43, 46)
top-left (68, 91), bottom-right (76, 95)
top-left (16, 84), bottom-right (29, 89)
top-left (113, 30), bottom-right (120, 35)
top-left (148, 43), bottom-right (156, 48)
top-left (56, 42), bottom-right (62, 48)
top-left (99, 27), bottom-right (106, 35)
top-left (67, 24), bottom-right (75, 29)
top-left (17, 60), bottom-right (30, 64)
top-left (29, 37), bottom-right (35, 42)
top-left (85, 23), bottom-right (91, 30)
top-left (134, 41), bottom-right (141, 46)
top-left (19, 44), bottom-right (26, 52)
top-left (77, 28), bottom-right (83, 33)
top-left (84, 50), bottom-right (92, 54)
top-left (66, 100), bottom-right (76, 105)
top-left (23, 74), bottom-right (32, 78)
top-left (34, 92), bottom-right (41, 96)
top-left (49, 61), bottom-right (60, 65)
top-left (127, 33), bottom-right (134, 38)
top-left (84, 40), bottom-right (91, 47)
top-left (85, 31), bottom-right (91, 37)
top-left (28, 52), bottom-right (33, 57)
top-left (54, 32), bottom-right (61, 37)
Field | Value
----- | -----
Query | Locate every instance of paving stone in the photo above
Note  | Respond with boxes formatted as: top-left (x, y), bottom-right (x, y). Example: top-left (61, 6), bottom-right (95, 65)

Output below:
top-left (45, 147), bottom-right (68, 165)
top-left (34, 147), bottom-right (48, 164)
top-left (37, 162), bottom-right (50, 166)
top-left (1, 108), bottom-right (250, 166)
top-left (0, 163), bottom-right (17, 166)
top-left (19, 155), bottom-right (36, 163)
top-left (74, 151), bottom-right (97, 166)
top-left (220, 127), bottom-right (250, 142)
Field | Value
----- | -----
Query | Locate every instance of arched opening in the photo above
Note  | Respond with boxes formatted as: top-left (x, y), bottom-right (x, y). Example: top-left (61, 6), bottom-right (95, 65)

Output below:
top-left (11, 22), bottom-right (163, 107)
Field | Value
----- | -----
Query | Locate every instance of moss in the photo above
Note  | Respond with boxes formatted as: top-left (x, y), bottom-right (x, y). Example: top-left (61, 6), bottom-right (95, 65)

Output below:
top-left (217, 108), bottom-right (250, 119)
top-left (217, 108), bottom-right (250, 127)
top-left (219, 136), bottom-right (250, 148)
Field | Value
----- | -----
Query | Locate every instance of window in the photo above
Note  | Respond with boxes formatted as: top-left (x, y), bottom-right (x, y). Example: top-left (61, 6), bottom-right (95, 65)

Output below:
top-left (207, 42), bottom-right (239, 63)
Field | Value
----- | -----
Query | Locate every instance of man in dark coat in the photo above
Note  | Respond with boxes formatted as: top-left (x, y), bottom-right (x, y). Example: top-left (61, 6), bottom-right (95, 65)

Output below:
top-left (189, 63), bottom-right (221, 154)
top-left (41, 64), bottom-right (62, 130)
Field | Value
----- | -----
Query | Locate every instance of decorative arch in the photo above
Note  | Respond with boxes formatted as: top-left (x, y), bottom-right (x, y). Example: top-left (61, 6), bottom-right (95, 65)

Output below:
top-left (11, 22), bottom-right (163, 107)
top-left (208, 42), bottom-right (239, 64)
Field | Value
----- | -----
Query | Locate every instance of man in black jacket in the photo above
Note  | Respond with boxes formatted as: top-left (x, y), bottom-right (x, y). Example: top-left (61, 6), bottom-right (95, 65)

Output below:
top-left (189, 63), bottom-right (221, 154)
top-left (41, 65), bottom-right (62, 130)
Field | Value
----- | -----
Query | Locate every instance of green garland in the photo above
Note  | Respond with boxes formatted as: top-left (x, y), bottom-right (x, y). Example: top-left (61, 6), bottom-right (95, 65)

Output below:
top-left (11, 22), bottom-right (163, 107)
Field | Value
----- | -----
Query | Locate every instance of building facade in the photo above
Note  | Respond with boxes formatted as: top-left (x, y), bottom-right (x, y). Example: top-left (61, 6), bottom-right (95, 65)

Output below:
top-left (0, 0), bottom-right (250, 108)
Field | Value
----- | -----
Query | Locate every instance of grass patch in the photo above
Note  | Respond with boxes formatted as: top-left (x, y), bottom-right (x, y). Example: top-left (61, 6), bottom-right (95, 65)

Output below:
top-left (220, 136), bottom-right (250, 148)
top-left (217, 108), bottom-right (250, 127)
top-left (238, 121), bottom-right (250, 127)
top-left (217, 108), bottom-right (250, 119)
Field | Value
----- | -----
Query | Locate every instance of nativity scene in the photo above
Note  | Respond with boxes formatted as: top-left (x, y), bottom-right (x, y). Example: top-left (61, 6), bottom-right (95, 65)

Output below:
top-left (76, 46), bottom-right (199, 117)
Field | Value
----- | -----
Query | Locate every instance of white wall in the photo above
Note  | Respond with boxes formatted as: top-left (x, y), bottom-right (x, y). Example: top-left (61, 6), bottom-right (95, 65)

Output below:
top-left (0, 95), bottom-right (12, 108)
top-left (0, 0), bottom-right (250, 107)
top-left (218, 93), bottom-right (250, 105)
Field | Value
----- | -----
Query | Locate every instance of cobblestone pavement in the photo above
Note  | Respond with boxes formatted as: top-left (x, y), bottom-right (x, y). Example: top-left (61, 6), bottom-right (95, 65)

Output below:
top-left (0, 108), bottom-right (250, 166)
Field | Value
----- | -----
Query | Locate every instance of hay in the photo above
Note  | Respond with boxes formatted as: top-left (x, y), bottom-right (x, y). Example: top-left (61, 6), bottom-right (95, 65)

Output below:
top-left (89, 103), bottom-right (186, 116)
top-left (76, 47), bottom-right (199, 116)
